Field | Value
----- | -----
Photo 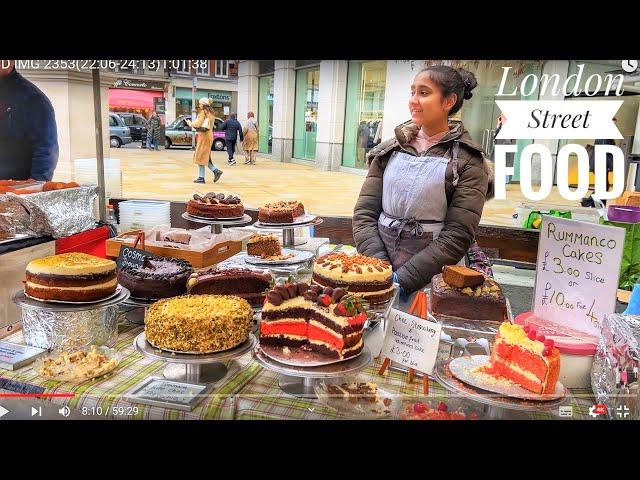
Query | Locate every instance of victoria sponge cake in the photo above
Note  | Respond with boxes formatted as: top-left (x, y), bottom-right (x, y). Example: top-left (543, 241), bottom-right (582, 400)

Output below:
top-left (25, 253), bottom-right (117, 302)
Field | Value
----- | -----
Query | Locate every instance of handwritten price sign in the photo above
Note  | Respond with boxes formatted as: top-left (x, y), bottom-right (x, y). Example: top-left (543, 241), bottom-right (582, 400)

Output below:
top-left (380, 308), bottom-right (442, 375)
top-left (533, 216), bottom-right (624, 338)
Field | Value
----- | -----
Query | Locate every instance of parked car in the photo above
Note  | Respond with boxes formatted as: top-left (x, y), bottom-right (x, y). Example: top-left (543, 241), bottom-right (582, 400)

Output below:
top-left (165, 115), bottom-right (226, 150)
top-left (109, 113), bottom-right (133, 148)
top-left (115, 112), bottom-right (148, 142)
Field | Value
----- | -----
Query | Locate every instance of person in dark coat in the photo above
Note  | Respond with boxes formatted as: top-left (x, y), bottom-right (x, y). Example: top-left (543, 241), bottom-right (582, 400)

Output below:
top-left (0, 61), bottom-right (59, 180)
top-left (147, 111), bottom-right (162, 151)
top-left (219, 113), bottom-right (244, 165)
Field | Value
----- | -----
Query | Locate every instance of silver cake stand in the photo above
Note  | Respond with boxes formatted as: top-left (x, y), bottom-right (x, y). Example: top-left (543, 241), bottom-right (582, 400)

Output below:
top-left (134, 331), bottom-right (256, 384)
top-left (181, 212), bottom-right (254, 234)
top-left (253, 343), bottom-right (372, 399)
top-left (252, 216), bottom-right (323, 247)
top-left (120, 296), bottom-right (157, 325)
top-left (13, 287), bottom-right (130, 312)
top-left (434, 360), bottom-right (571, 419)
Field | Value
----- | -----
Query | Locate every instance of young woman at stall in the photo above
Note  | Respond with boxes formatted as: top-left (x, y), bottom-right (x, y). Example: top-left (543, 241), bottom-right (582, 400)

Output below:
top-left (353, 65), bottom-right (495, 295)
top-left (188, 97), bottom-right (223, 184)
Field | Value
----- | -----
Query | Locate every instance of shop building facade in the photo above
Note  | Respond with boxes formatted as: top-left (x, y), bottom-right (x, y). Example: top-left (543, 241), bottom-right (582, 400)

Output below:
top-left (238, 60), bottom-right (640, 183)
top-left (166, 60), bottom-right (239, 123)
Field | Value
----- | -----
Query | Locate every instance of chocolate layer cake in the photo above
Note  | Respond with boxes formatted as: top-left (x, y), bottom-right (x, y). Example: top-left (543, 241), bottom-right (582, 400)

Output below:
top-left (311, 253), bottom-right (393, 305)
top-left (145, 295), bottom-right (253, 353)
top-left (430, 274), bottom-right (506, 322)
top-left (258, 200), bottom-right (305, 224)
top-left (25, 253), bottom-right (117, 302)
top-left (261, 282), bottom-right (367, 359)
top-left (187, 267), bottom-right (272, 306)
top-left (186, 192), bottom-right (244, 219)
top-left (247, 234), bottom-right (281, 258)
top-left (118, 256), bottom-right (193, 300)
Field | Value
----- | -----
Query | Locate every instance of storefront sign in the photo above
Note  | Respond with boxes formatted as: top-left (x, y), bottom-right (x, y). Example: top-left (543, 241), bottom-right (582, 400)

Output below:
top-left (380, 308), bottom-right (442, 375)
top-left (125, 378), bottom-right (210, 412)
top-left (113, 78), bottom-right (165, 91)
top-left (533, 216), bottom-right (625, 340)
top-left (154, 97), bottom-right (166, 114)
top-left (116, 246), bottom-right (152, 270)
top-left (0, 341), bottom-right (46, 371)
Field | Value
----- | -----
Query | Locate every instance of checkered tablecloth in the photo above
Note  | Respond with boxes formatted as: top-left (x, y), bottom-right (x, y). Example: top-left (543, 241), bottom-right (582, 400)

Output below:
top-left (0, 318), bottom-right (261, 420)
top-left (233, 356), bottom-right (597, 420)
top-left (1, 318), bottom-right (597, 420)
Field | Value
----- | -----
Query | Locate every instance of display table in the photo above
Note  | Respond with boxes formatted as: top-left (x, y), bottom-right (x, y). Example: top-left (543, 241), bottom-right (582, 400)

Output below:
top-left (0, 315), bottom-right (597, 420)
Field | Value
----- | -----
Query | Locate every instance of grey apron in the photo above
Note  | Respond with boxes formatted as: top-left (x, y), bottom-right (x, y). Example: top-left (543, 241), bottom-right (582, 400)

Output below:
top-left (378, 146), bottom-right (465, 272)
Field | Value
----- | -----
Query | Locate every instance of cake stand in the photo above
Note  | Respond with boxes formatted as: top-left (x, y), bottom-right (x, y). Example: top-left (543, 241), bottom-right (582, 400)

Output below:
top-left (120, 296), bottom-right (156, 325)
top-left (135, 331), bottom-right (256, 384)
top-left (252, 216), bottom-right (323, 247)
top-left (434, 360), bottom-right (571, 419)
top-left (181, 212), bottom-right (253, 234)
top-left (13, 287), bottom-right (130, 312)
top-left (253, 343), bottom-right (372, 398)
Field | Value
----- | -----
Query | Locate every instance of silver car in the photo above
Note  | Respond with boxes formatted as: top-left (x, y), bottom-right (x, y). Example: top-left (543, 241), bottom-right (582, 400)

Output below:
top-left (109, 113), bottom-right (133, 148)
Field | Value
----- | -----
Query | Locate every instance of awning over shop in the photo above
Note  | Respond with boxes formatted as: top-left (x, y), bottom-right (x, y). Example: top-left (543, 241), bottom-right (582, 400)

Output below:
top-left (108, 89), bottom-right (164, 109)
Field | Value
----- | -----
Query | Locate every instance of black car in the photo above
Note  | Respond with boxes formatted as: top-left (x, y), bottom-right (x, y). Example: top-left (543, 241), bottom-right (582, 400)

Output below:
top-left (114, 112), bottom-right (148, 142)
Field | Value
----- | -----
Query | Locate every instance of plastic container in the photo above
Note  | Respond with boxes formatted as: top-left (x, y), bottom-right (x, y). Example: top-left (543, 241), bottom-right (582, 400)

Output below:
top-left (515, 312), bottom-right (597, 389)
top-left (74, 158), bottom-right (122, 199)
top-left (607, 205), bottom-right (640, 223)
top-left (118, 200), bottom-right (170, 232)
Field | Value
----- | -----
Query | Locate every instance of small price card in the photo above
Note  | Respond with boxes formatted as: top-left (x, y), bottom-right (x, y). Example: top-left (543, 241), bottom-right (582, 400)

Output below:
top-left (380, 307), bottom-right (442, 375)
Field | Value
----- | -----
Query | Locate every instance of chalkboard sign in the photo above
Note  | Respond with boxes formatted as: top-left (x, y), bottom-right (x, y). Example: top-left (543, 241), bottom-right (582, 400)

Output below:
top-left (116, 246), bottom-right (152, 270)
top-left (533, 215), bottom-right (625, 340)
top-left (380, 308), bottom-right (442, 375)
top-left (154, 97), bottom-right (166, 114)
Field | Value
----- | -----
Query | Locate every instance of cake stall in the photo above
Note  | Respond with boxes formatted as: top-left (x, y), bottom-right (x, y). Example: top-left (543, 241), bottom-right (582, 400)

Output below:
top-left (1, 185), bottom-right (638, 420)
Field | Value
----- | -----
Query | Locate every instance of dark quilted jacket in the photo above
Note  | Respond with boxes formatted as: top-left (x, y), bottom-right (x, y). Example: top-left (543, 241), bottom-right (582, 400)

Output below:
top-left (352, 120), bottom-right (494, 293)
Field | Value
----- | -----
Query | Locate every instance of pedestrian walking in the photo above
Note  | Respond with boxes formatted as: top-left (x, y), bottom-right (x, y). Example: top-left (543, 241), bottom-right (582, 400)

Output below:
top-left (147, 111), bottom-right (162, 151)
top-left (219, 113), bottom-right (243, 166)
top-left (188, 98), bottom-right (223, 184)
top-left (242, 111), bottom-right (259, 165)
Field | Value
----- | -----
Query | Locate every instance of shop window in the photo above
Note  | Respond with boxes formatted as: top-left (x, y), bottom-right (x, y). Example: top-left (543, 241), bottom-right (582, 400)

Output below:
top-left (258, 75), bottom-right (274, 154)
top-left (175, 60), bottom-right (190, 75)
top-left (215, 60), bottom-right (229, 78)
top-left (293, 67), bottom-right (320, 160)
top-left (342, 61), bottom-right (387, 169)
top-left (197, 61), bottom-right (210, 76)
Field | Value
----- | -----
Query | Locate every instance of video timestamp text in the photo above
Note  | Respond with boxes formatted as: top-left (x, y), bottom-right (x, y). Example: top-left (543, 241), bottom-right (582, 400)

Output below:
top-left (1, 60), bottom-right (209, 72)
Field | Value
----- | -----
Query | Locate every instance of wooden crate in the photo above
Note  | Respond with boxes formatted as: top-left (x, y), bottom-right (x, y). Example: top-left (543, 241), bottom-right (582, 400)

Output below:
top-left (105, 237), bottom-right (241, 268)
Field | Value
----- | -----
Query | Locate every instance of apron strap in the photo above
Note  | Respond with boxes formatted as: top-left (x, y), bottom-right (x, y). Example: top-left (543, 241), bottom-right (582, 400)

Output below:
top-left (387, 216), bottom-right (424, 252)
top-left (451, 140), bottom-right (460, 187)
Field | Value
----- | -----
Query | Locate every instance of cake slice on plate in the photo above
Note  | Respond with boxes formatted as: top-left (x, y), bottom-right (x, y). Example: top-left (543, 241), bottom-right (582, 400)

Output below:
top-left (480, 322), bottom-right (561, 394)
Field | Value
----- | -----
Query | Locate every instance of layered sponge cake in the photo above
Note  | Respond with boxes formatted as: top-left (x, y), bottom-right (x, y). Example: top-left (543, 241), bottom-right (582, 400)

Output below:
top-left (25, 253), bottom-right (117, 302)
top-left (480, 322), bottom-right (561, 394)
top-left (261, 282), bottom-right (368, 359)
top-left (312, 253), bottom-right (393, 305)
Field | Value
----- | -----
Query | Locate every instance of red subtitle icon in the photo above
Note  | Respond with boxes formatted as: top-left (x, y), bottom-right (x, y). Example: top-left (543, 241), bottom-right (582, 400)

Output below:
top-left (589, 404), bottom-right (607, 417)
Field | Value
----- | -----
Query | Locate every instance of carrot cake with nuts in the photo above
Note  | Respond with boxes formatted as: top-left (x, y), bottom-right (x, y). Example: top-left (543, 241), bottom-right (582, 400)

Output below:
top-left (145, 294), bottom-right (253, 353)
top-left (247, 233), bottom-right (282, 258)
top-left (429, 271), bottom-right (506, 322)
top-left (311, 253), bottom-right (393, 305)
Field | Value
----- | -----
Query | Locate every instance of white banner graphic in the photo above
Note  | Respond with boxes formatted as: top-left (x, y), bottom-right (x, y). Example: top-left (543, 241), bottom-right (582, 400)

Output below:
top-left (495, 100), bottom-right (623, 140)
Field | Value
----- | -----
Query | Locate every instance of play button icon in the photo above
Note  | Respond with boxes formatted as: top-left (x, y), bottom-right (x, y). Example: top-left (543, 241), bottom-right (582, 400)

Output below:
top-left (0, 405), bottom-right (9, 419)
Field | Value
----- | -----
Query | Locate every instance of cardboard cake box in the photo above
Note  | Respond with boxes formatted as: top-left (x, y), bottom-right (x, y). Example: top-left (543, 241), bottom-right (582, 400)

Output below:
top-left (105, 226), bottom-right (252, 267)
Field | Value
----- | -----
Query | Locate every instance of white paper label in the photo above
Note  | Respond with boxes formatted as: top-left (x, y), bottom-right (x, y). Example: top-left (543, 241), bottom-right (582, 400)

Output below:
top-left (135, 379), bottom-right (207, 406)
top-left (381, 308), bottom-right (442, 375)
top-left (533, 216), bottom-right (624, 339)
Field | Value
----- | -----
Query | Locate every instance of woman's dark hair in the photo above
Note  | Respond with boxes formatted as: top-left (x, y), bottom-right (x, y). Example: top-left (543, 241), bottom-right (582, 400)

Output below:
top-left (419, 65), bottom-right (478, 115)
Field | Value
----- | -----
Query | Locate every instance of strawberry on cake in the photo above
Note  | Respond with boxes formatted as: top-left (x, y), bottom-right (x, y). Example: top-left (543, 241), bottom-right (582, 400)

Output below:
top-left (260, 282), bottom-right (368, 359)
top-left (480, 322), bottom-right (561, 394)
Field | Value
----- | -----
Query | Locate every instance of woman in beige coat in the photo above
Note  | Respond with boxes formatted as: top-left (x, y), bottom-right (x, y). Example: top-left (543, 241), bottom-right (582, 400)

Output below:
top-left (242, 111), bottom-right (259, 165)
top-left (188, 98), bottom-right (223, 183)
